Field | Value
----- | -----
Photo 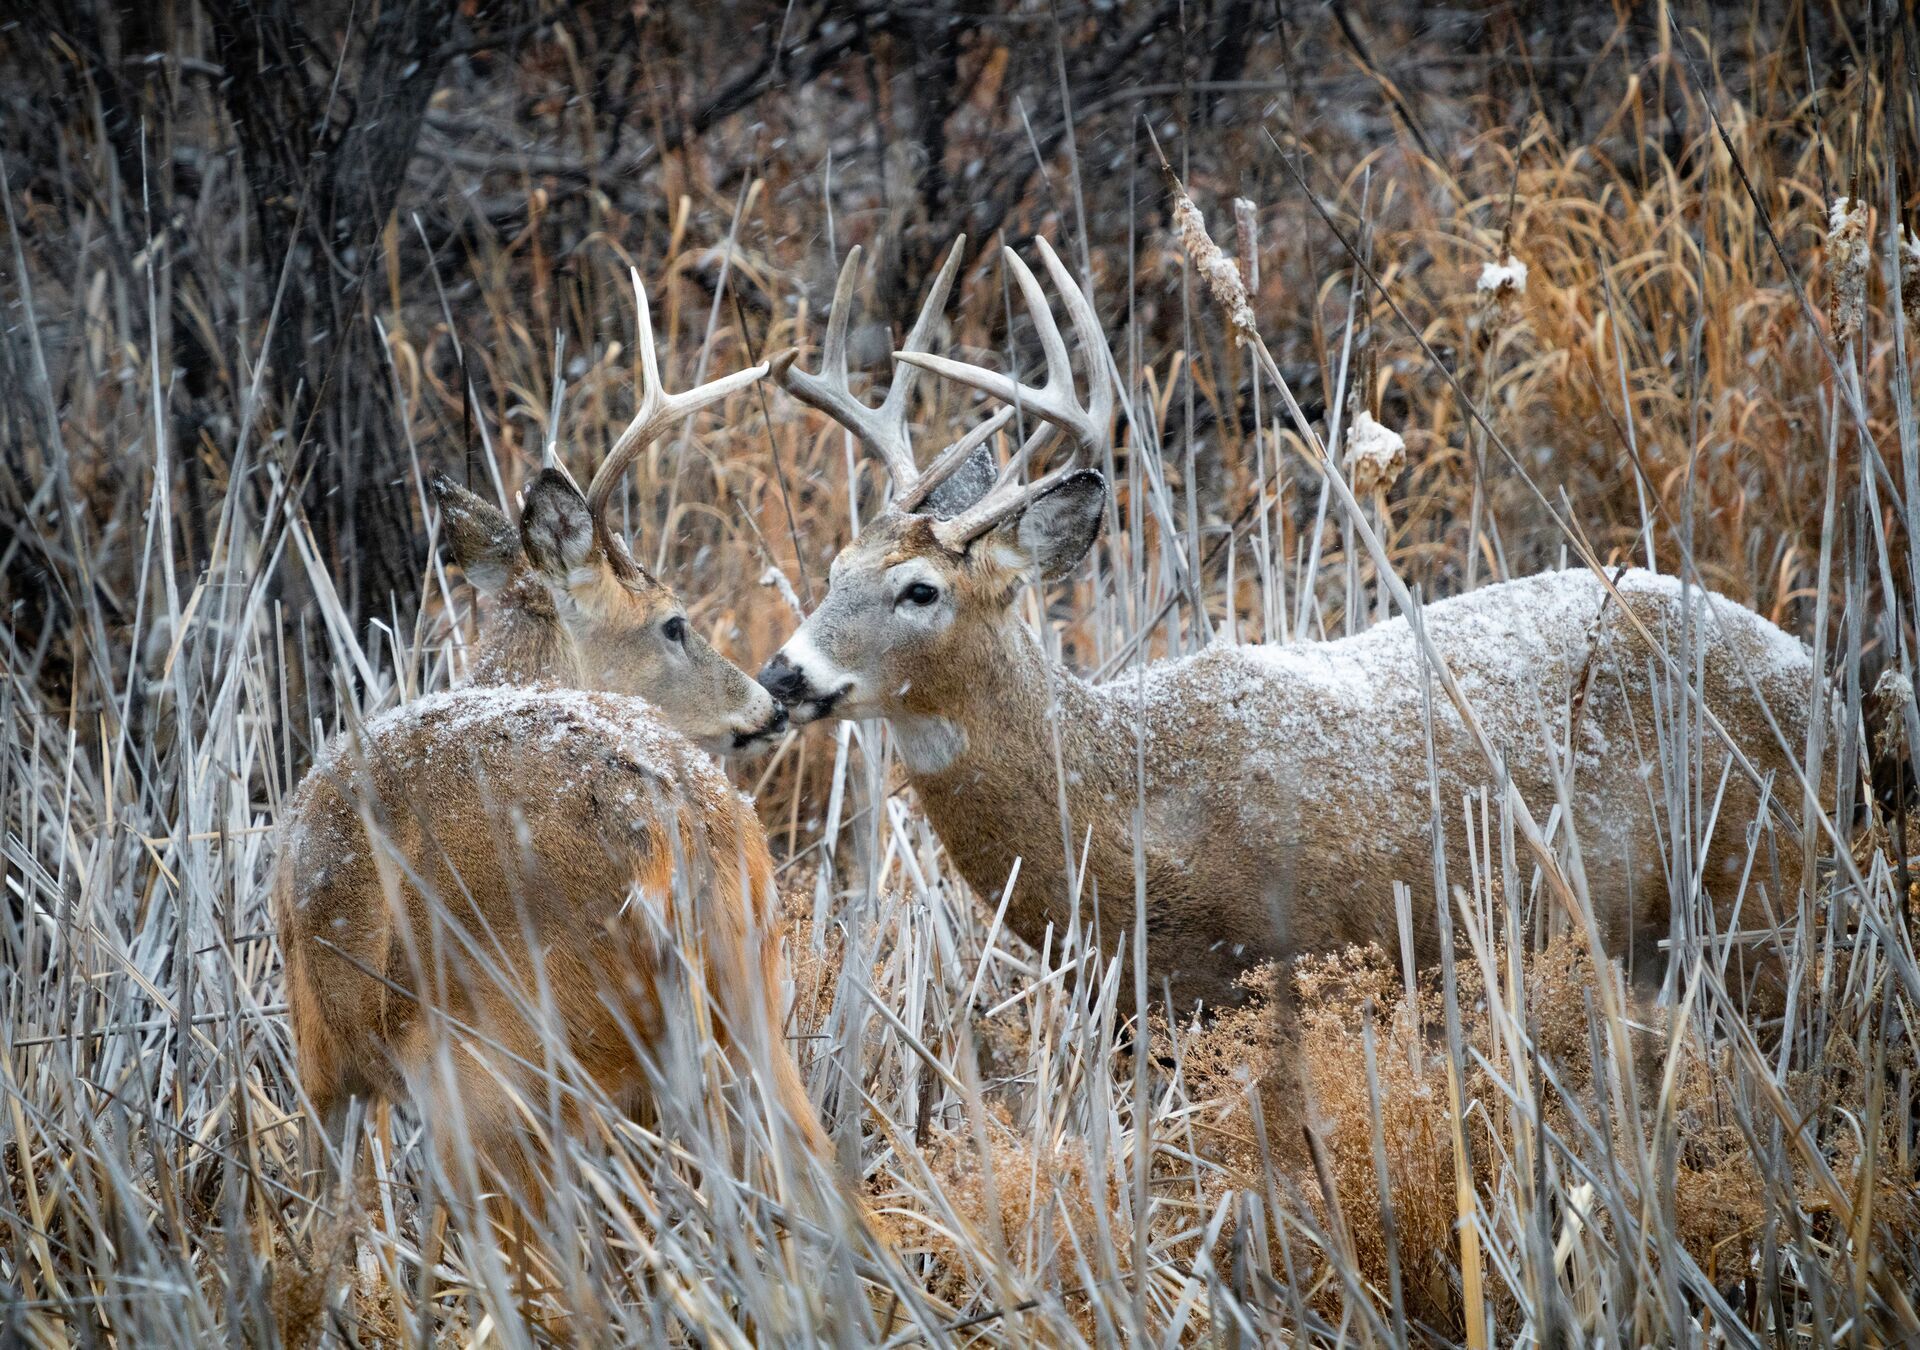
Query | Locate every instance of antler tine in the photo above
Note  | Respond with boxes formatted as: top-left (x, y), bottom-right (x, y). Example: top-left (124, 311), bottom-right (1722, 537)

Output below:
top-left (895, 239), bottom-right (1113, 458)
top-left (876, 235), bottom-right (967, 432)
top-left (1030, 236), bottom-right (1114, 455)
top-left (778, 237), bottom-right (970, 496)
top-left (585, 267), bottom-right (769, 521)
top-left (778, 245), bottom-right (918, 490)
top-left (818, 245), bottom-right (861, 386)
top-left (541, 330), bottom-right (584, 490)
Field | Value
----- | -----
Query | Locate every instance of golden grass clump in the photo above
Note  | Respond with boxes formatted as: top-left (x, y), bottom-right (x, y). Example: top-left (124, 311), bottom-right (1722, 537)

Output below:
top-left (914, 1105), bottom-right (1131, 1328)
top-left (1290, 945), bottom-right (1467, 1329)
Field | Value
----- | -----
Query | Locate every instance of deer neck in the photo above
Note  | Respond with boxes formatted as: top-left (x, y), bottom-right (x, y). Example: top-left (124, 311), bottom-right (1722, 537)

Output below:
top-left (894, 616), bottom-right (1131, 931)
top-left (469, 575), bottom-right (582, 687)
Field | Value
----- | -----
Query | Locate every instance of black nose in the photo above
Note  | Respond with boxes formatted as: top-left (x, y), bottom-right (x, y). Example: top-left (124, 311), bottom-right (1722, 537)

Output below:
top-left (758, 653), bottom-right (809, 704)
top-left (733, 700), bottom-right (789, 750)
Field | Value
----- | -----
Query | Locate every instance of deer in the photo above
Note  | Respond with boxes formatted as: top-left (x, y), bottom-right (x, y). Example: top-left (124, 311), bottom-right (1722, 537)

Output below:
top-left (758, 235), bottom-right (1823, 1017)
top-left (273, 269), bottom-right (889, 1262)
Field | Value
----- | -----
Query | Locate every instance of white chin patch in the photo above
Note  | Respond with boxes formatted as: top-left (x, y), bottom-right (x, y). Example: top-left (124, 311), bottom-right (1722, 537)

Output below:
top-left (785, 698), bottom-right (835, 726)
top-left (892, 714), bottom-right (966, 775)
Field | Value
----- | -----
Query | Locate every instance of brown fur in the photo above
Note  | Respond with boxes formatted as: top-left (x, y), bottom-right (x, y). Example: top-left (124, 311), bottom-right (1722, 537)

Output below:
top-left (272, 692), bottom-right (837, 1213)
top-left (274, 475), bottom-right (882, 1258)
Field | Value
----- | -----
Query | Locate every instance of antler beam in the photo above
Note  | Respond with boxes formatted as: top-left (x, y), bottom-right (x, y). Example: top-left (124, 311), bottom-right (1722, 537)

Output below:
top-left (584, 267), bottom-right (769, 525)
top-left (902, 237), bottom-right (1114, 547)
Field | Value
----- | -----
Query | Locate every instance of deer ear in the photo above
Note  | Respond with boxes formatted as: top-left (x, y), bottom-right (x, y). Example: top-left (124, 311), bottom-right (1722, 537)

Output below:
top-left (999, 470), bottom-right (1106, 582)
top-left (922, 443), bottom-right (998, 519)
top-left (520, 469), bottom-right (598, 580)
top-left (432, 473), bottom-right (521, 595)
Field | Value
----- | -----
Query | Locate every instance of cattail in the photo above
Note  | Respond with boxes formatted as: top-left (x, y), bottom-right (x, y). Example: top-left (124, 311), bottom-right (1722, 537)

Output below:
top-left (1476, 251), bottom-right (1529, 317)
top-left (1870, 666), bottom-right (1913, 772)
top-left (1233, 196), bottom-right (1260, 290)
top-left (1172, 187), bottom-right (1258, 346)
top-left (1343, 409), bottom-right (1406, 498)
top-left (1827, 196), bottom-right (1869, 345)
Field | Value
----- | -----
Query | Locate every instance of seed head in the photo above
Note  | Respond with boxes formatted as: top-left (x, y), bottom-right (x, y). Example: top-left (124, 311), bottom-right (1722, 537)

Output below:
top-left (1827, 196), bottom-right (1870, 345)
top-left (1476, 252), bottom-right (1529, 317)
top-left (1900, 225), bottom-right (1920, 331)
top-left (1172, 189), bottom-right (1258, 347)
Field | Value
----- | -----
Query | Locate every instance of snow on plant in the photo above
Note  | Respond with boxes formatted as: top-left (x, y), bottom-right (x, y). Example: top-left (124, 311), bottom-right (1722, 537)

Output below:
top-left (1477, 251), bottom-right (1528, 317)
top-left (1901, 224), bottom-right (1920, 329)
top-left (1343, 408), bottom-right (1407, 497)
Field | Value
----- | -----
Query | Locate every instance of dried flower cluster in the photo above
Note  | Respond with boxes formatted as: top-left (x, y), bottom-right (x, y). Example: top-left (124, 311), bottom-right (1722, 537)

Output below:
top-left (1827, 196), bottom-right (1870, 344)
top-left (1172, 189), bottom-right (1258, 346)
top-left (1871, 666), bottom-right (1914, 769)
top-left (1343, 409), bottom-right (1407, 497)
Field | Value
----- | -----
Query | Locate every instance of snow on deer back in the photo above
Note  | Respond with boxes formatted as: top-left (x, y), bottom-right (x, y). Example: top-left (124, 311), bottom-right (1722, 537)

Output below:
top-left (1107, 568), bottom-right (1816, 997)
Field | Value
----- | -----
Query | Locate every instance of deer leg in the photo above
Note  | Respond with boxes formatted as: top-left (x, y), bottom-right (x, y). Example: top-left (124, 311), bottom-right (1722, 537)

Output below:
top-left (419, 1058), bottom-right (565, 1326)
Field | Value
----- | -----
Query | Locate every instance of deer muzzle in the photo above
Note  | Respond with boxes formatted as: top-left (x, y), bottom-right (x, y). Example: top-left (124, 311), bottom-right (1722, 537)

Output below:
top-left (758, 647), bottom-right (852, 725)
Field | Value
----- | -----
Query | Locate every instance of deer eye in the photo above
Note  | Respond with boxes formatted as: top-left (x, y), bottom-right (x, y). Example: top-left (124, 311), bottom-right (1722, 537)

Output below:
top-left (901, 581), bottom-right (939, 607)
top-left (662, 616), bottom-right (687, 645)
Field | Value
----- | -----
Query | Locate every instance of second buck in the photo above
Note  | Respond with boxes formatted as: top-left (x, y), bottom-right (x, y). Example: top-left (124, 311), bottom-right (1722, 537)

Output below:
top-left (761, 238), bottom-right (1819, 1012)
top-left (274, 271), bottom-right (876, 1249)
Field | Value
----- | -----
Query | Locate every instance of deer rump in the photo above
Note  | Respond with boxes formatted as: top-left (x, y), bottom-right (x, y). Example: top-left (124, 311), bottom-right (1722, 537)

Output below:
top-left (918, 568), bottom-right (1820, 1013)
top-left (274, 685), bottom-right (825, 1190)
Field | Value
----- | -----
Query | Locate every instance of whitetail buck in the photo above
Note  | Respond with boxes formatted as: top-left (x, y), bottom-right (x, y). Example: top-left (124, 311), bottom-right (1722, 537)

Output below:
top-left (274, 271), bottom-right (880, 1248)
top-left (761, 237), bottom-right (1821, 1011)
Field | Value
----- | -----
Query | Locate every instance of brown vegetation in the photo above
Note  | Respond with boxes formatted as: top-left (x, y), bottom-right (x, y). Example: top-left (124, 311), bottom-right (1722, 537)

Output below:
top-left (4, 1), bottom-right (1918, 1344)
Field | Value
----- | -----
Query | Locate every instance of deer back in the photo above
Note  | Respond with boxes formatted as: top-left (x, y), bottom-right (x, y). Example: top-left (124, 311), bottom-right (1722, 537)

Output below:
top-left (275, 688), bottom-right (774, 1102)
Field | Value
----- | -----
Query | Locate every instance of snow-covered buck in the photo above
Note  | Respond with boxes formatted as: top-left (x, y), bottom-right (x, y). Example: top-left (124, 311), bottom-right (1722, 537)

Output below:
top-left (273, 272), bottom-right (869, 1240)
top-left (761, 238), bottom-right (1819, 1012)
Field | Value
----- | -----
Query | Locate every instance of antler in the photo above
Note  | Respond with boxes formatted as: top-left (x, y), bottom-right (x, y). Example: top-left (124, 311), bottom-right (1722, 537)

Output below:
top-left (584, 267), bottom-right (770, 526)
top-left (774, 236), bottom-right (973, 505)
top-left (895, 237), bottom-right (1114, 547)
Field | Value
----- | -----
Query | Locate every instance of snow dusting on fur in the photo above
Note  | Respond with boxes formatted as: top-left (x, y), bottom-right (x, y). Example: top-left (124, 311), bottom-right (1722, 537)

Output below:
top-left (1081, 568), bottom-right (1814, 841)
top-left (325, 685), bottom-right (716, 786)
top-left (286, 686), bottom-right (743, 911)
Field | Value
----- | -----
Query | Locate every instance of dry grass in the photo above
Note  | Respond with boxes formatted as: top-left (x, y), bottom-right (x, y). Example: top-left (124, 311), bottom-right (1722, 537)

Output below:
top-left (6, 5), bottom-right (1920, 1345)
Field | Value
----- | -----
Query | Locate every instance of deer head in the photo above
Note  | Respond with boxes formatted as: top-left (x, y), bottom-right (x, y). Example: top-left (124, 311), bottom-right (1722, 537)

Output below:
top-left (758, 236), bottom-right (1111, 727)
top-left (434, 269), bottom-right (784, 755)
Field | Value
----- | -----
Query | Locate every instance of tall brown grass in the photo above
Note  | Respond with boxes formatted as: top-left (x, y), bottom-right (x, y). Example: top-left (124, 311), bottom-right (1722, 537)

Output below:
top-left (5, 6), bottom-right (1919, 1345)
